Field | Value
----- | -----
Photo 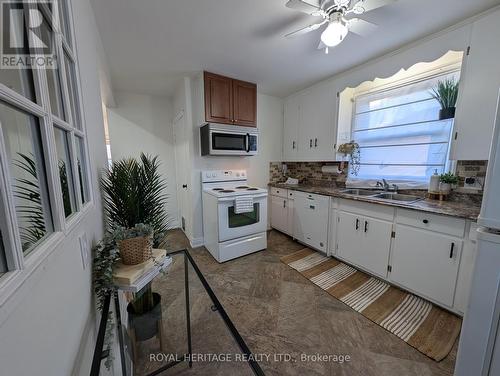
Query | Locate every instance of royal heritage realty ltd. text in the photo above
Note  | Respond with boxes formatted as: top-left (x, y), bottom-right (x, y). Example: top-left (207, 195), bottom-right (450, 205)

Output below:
top-left (149, 353), bottom-right (352, 364)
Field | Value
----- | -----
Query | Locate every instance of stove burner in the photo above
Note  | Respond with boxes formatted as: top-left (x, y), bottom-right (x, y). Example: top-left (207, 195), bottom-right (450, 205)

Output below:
top-left (220, 190), bottom-right (235, 193)
top-left (235, 186), bottom-right (250, 189)
top-left (246, 188), bottom-right (259, 191)
top-left (212, 188), bottom-right (224, 191)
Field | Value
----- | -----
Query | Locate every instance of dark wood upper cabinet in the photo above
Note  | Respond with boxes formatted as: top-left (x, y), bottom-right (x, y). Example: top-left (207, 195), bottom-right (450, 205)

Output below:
top-left (232, 79), bottom-right (257, 126)
top-left (204, 72), bottom-right (233, 125)
top-left (204, 71), bottom-right (257, 127)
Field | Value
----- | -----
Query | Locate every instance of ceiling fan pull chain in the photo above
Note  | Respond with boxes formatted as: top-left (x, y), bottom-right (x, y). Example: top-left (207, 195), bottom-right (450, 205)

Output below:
top-left (325, 47), bottom-right (329, 54)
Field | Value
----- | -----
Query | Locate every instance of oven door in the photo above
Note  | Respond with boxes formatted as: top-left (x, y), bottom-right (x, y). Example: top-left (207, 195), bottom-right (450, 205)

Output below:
top-left (217, 194), bottom-right (267, 242)
top-left (210, 130), bottom-right (258, 156)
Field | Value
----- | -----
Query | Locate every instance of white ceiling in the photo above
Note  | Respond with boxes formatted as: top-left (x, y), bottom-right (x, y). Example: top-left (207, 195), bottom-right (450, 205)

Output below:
top-left (90, 0), bottom-right (500, 98)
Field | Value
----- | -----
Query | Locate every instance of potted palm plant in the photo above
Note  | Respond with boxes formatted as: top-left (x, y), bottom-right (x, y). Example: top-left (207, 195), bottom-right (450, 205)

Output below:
top-left (95, 153), bottom-right (170, 357)
top-left (431, 78), bottom-right (459, 120)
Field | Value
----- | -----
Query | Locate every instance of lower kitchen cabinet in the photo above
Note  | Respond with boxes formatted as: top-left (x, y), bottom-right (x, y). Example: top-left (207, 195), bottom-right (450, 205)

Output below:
top-left (270, 195), bottom-right (289, 234)
top-left (390, 224), bottom-right (463, 307)
top-left (294, 192), bottom-right (329, 253)
top-left (337, 211), bottom-right (392, 279)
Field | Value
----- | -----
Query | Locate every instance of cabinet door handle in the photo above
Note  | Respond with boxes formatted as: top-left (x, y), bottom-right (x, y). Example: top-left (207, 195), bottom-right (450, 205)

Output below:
top-left (283, 200), bottom-right (286, 208)
top-left (449, 242), bottom-right (455, 258)
top-left (355, 218), bottom-right (359, 230)
top-left (310, 139), bottom-right (313, 148)
top-left (315, 138), bottom-right (318, 147)
top-left (292, 141), bottom-right (296, 149)
top-left (364, 220), bottom-right (368, 233)
top-left (310, 205), bottom-right (315, 210)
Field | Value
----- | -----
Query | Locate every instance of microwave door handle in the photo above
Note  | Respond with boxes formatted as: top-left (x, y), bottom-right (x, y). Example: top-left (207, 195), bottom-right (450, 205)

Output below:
top-left (246, 133), bottom-right (250, 153)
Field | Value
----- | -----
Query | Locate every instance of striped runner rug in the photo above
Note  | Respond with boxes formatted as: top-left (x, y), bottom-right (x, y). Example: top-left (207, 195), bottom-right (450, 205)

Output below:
top-left (281, 248), bottom-right (462, 361)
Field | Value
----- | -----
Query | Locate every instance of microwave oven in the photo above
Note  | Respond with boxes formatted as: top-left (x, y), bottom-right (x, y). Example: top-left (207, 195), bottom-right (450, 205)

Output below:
top-left (200, 123), bottom-right (258, 156)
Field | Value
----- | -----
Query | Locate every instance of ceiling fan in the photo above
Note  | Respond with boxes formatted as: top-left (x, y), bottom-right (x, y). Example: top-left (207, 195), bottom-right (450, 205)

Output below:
top-left (284, 0), bottom-right (397, 53)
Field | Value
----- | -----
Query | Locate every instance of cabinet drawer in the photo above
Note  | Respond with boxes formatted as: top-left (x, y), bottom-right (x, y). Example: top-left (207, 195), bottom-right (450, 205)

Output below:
top-left (339, 199), bottom-right (395, 221)
top-left (270, 187), bottom-right (288, 198)
top-left (295, 191), bottom-right (330, 206)
top-left (396, 209), bottom-right (466, 237)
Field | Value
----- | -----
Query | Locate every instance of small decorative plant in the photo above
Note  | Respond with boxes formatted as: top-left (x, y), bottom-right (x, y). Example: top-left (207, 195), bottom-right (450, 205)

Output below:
top-left (338, 141), bottom-right (360, 176)
top-left (431, 78), bottom-right (459, 120)
top-left (439, 172), bottom-right (459, 185)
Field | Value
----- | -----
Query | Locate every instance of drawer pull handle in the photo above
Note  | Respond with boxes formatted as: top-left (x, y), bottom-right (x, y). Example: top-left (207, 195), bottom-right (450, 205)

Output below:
top-left (355, 219), bottom-right (359, 230)
top-left (449, 242), bottom-right (455, 258)
top-left (310, 205), bottom-right (315, 210)
top-left (423, 219), bottom-right (429, 224)
top-left (364, 220), bottom-right (368, 233)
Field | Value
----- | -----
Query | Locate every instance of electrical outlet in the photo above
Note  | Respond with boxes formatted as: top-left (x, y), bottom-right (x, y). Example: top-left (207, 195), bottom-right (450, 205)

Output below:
top-left (463, 176), bottom-right (484, 190)
top-left (79, 233), bottom-right (90, 270)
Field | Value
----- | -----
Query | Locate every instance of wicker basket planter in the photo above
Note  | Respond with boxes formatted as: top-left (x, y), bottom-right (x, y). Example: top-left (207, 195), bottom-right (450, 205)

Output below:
top-left (118, 235), bottom-right (153, 265)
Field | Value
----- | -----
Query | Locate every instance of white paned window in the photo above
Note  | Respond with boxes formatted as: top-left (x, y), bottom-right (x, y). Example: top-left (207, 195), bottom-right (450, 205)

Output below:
top-left (349, 71), bottom-right (459, 186)
top-left (0, 0), bottom-right (91, 282)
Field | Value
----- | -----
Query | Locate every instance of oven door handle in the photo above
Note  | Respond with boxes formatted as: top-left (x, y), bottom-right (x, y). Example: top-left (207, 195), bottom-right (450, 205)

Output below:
top-left (246, 133), bottom-right (250, 153)
top-left (217, 193), bottom-right (268, 202)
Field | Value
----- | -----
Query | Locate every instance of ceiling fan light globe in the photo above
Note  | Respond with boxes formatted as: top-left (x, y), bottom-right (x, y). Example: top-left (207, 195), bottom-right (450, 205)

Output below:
top-left (320, 21), bottom-right (348, 47)
top-left (353, 4), bottom-right (365, 14)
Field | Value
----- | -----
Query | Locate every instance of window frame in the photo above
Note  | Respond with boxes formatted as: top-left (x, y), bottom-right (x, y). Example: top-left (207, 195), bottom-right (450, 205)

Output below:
top-left (348, 62), bottom-right (462, 186)
top-left (0, 0), bottom-right (94, 303)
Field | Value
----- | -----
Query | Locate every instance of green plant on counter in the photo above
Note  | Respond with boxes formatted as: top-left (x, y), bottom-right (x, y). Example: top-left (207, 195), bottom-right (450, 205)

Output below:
top-left (431, 78), bottom-right (459, 109)
top-left (439, 172), bottom-right (459, 185)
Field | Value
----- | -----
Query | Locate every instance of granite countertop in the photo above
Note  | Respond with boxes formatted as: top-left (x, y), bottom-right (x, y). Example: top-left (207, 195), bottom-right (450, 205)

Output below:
top-left (269, 183), bottom-right (481, 221)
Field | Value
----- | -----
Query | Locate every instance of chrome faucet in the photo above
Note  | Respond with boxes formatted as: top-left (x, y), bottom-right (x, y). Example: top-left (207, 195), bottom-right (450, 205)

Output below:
top-left (376, 179), bottom-right (398, 192)
top-left (376, 179), bottom-right (390, 191)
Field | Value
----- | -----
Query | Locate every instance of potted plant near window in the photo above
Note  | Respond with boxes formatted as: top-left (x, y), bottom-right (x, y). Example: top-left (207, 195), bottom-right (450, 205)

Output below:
top-left (439, 172), bottom-right (459, 194)
top-left (338, 141), bottom-right (360, 176)
top-left (431, 78), bottom-right (459, 120)
top-left (93, 153), bottom-right (170, 365)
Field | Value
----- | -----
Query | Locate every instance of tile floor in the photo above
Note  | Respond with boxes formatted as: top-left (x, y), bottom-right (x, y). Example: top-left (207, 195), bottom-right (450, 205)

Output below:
top-left (136, 229), bottom-right (457, 376)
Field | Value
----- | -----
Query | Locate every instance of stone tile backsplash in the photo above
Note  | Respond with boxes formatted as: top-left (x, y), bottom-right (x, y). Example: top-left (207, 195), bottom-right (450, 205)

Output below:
top-left (455, 160), bottom-right (488, 188)
top-left (269, 161), bottom-right (348, 187)
top-left (269, 160), bottom-right (488, 190)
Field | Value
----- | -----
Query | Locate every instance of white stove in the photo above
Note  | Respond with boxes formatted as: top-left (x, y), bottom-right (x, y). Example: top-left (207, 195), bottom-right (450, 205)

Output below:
top-left (201, 170), bottom-right (268, 262)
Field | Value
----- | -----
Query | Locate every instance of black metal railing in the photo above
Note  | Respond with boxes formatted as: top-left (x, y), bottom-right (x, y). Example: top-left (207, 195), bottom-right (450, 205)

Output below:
top-left (90, 249), bottom-right (265, 376)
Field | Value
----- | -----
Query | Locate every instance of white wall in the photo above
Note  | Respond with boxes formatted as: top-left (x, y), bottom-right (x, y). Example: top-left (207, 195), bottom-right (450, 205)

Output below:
top-left (0, 0), bottom-right (108, 375)
top-left (107, 91), bottom-right (179, 229)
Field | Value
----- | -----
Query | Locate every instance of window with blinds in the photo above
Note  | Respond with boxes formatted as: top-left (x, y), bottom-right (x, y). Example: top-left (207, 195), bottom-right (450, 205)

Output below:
top-left (350, 71), bottom-right (459, 185)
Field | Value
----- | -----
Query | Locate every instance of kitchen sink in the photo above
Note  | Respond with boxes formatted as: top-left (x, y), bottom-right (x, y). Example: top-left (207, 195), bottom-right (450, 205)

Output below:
top-left (340, 189), bottom-right (383, 196)
top-left (372, 192), bottom-right (423, 202)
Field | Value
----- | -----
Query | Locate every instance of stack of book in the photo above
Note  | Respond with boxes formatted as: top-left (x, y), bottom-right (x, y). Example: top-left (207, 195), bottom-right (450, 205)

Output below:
top-left (112, 249), bottom-right (172, 292)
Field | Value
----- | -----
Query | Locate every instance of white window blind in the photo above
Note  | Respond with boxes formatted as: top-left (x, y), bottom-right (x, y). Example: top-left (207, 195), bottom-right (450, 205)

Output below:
top-left (349, 71), bottom-right (459, 186)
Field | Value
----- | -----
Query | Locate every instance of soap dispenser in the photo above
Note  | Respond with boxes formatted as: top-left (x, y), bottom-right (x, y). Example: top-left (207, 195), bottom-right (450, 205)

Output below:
top-left (429, 169), bottom-right (440, 193)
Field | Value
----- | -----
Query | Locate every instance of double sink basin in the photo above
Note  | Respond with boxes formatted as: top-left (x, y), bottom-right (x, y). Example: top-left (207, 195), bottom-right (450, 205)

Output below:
top-left (340, 189), bottom-right (424, 203)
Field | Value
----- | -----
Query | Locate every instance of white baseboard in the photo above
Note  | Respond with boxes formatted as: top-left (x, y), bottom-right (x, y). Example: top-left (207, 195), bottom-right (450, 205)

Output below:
top-left (189, 236), bottom-right (204, 248)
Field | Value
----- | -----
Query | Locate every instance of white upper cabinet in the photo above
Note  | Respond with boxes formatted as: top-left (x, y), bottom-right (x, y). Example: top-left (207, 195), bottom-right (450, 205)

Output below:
top-left (283, 95), bottom-right (300, 161)
top-left (283, 81), bottom-right (338, 162)
top-left (451, 8), bottom-right (500, 160)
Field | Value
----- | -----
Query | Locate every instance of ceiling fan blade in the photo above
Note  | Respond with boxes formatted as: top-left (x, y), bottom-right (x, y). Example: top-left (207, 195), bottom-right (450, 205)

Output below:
top-left (348, 18), bottom-right (378, 37)
top-left (285, 20), bottom-right (328, 38)
top-left (286, 0), bottom-right (325, 16)
top-left (351, 0), bottom-right (397, 14)
top-left (317, 40), bottom-right (326, 50)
